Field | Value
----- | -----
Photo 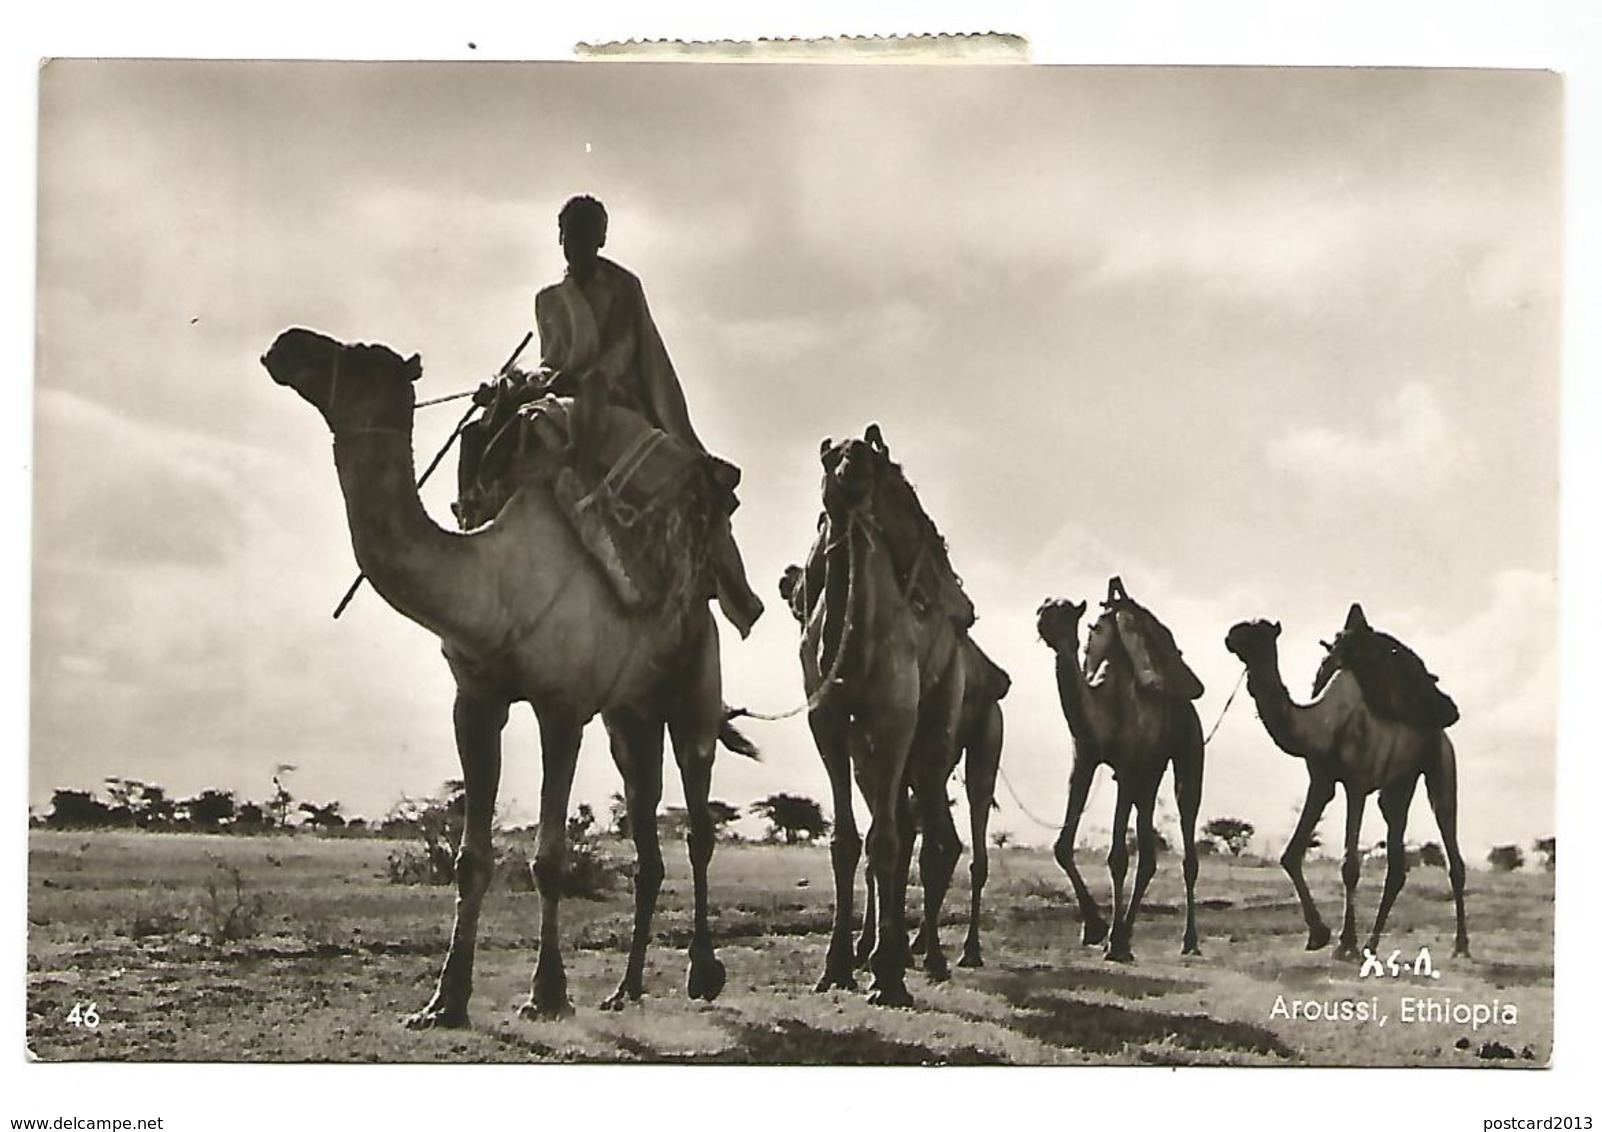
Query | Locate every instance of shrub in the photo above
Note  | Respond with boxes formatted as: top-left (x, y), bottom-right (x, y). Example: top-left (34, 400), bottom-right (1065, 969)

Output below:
top-left (201, 864), bottom-right (267, 942)
top-left (1487, 844), bottom-right (1525, 873)
top-left (562, 807), bottom-right (626, 900)
top-left (386, 845), bottom-right (442, 886)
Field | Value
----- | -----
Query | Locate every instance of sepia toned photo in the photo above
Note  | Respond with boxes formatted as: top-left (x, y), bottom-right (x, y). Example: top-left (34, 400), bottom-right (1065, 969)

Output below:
top-left (27, 58), bottom-right (1560, 1070)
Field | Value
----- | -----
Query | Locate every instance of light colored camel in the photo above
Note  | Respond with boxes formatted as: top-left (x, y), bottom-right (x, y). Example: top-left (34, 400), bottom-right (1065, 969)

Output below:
top-left (779, 566), bottom-right (1008, 971)
top-left (260, 328), bottom-right (754, 1026)
top-left (1035, 596), bottom-right (1204, 961)
top-left (1222, 618), bottom-right (1469, 959)
top-left (800, 426), bottom-right (969, 1005)
top-left (865, 635), bottom-right (1009, 972)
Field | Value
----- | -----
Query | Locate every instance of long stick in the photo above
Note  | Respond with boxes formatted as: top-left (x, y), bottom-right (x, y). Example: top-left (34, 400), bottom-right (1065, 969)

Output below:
top-left (332, 330), bottom-right (534, 619)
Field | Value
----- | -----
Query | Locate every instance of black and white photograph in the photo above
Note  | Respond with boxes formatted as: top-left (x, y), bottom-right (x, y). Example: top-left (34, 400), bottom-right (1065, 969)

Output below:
top-left (11, 2), bottom-right (1600, 1124)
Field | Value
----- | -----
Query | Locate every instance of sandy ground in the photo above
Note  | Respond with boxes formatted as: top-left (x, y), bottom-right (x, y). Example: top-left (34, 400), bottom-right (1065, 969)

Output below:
top-left (25, 830), bottom-right (1552, 1065)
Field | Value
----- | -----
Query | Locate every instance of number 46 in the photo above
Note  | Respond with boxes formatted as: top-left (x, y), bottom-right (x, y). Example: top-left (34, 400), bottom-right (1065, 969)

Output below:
top-left (66, 1002), bottom-right (100, 1029)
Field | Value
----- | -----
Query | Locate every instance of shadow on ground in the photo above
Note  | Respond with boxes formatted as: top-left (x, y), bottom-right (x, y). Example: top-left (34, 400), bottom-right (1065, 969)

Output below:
top-left (989, 968), bottom-right (1296, 1061)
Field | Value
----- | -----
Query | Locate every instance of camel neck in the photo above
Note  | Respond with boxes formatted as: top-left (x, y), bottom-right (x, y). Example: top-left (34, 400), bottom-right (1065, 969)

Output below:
top-left (813, 509), bottom-right (883, 684)
top-left (1243, 652), bottom-right (1325, 761)
top-left (329, 429), bottom-right (495, 650)
top-left (1051, 641), bottom-right (1114, 753)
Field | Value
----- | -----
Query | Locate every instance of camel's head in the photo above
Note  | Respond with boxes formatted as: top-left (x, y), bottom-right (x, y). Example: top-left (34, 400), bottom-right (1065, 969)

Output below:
top-left (1036, 597), bottom-right (1087, 653)
top-left (818, 423), bottom-right (890, 513)
top-left (1224, 619), bottom-right (1281, 666)
top-left (261, 328), bottom-right (422, 435)
top-left (778, 564), bottom-right (807, 623)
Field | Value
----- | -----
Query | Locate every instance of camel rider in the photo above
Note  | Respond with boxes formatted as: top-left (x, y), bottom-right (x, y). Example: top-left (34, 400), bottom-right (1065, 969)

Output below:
top-left (480, 195), bottom-right (765, 639)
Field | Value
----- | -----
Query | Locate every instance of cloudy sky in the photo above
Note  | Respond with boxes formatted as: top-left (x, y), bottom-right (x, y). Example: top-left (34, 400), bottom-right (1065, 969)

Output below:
top-left (29, 60), bottom-right (1561, 859)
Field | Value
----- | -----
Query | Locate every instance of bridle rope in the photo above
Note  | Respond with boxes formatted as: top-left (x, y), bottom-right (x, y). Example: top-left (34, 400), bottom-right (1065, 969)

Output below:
top-left (726, 507), bottom-right (869, 723)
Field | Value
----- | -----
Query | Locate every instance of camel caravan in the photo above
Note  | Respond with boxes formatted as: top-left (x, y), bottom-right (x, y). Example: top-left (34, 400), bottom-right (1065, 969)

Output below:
top-left (258, 195), bottom-right (1469, 1026)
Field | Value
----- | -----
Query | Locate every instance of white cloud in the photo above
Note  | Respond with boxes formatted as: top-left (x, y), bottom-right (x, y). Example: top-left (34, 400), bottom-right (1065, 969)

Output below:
top-left (1266, 381), bottom-right (1472, 495)
top-left (1423, 568), bottom-right (1558, 743)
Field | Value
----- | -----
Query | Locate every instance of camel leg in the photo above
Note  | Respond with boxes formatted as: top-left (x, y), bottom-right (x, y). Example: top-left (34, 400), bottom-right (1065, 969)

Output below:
top-left (1104, 782), bottom-right (1135, 963)
top-left (669, 658), bottom-right (728, 1003)
top-left (811, 704), bottom-right (861, 993)
top-left (1110, 787), bottom-right (1160, 962)
top-left (1335, 785), bottom-right (1367, 962)
top-left (1052, 757), bottom-right (1109, 946)
top-left (908, 668), bottom-right (964, 983)
top-left (1424, 736), bottom-right (1470, 958)
top-left (960, 705), bottom-right (1002, 968)
top-left (599, 709), bottom-right (665, 1011)
top-left (1365, 777), bottom-right (1418, 955)
top-left (1282, 774), bottom-right (1336, 951)
top-left (882, 788), bottom-right (916, 967)
top-left (912, 775), bottom-right (962, 983)
top-left (861, 703), bottom-right (918, 1007)
top-left (519, 712), bottom-right (583, 1021)
top-left (856, 861), bottom-right (877, 971)
top-left (1173, 733), bottom-right (1205, 956)
top-left (406, 692), bottom-right (507, 1030)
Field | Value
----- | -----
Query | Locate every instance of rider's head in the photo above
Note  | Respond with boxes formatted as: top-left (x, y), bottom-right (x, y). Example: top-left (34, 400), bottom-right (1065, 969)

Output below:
top-left (558, 195), bottom-right (608, 271)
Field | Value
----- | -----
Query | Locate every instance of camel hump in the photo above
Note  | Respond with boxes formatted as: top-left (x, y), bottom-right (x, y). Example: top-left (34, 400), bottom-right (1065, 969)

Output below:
top-left (1335, 623), bottom-right (1459, 729)
top-left (1111, 594), bottom-right (1205, 701)
top-left (964, 637), bottom-right (1012, 702)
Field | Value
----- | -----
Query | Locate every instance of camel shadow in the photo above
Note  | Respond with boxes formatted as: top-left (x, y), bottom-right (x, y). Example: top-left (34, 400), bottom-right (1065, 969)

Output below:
top-left (995, 960), bottom-right (1204, 1001)
top-left (711, 1018), bottom-right (1005, 1065)
top-left (989, 969), bottom-right (1295, 1060)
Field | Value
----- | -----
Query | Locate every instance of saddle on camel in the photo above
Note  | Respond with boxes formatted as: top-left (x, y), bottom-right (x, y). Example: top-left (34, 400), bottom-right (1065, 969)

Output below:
top-left (1100, 575), bottom-right (1205, 701)
top-left (455, 195), bottom-right (764, 638)
top-left (1315, 603), bottom-right (1459, 730)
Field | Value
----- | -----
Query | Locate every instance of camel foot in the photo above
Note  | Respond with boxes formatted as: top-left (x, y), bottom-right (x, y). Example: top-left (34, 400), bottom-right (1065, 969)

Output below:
top-left (1104, 945), bottom-right (1136, 964)
top-left (599, 984), bottom-right (641, 1012)
top-left (1305, 923), bottom-right (1332, 951)
top-left (1453, 942), bottom-right (1472, 960)
top-left (923, 953), bottom-right (951, 984)
top-left (518, 993), bottom-right (575, 1022)
top-left (1081, 916), bottom-right (1110, 947)
top-left (866, 981), bottom-right (914, 1008)
top-left (686, 953), bottom-right (727, 1002)
top-left (814, 968), bottom-right (858, 994)
top-left (1181, 943), bottom-right (1202, 957)
top-left (957, 945), bottom-right (984, 969)
top-left (403, 1005), bottom-right (470, 1031)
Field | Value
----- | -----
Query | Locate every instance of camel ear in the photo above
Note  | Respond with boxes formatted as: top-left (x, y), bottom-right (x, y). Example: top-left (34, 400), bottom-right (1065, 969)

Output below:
top-left (1106, 575), bottom-right (1127, 604)
top-left (1344, 603), bottom-right (1369, 632)
top-left (819, 437), bottom-right (833, 461)
top-left (401, 353), bottom-right (422, 382)
top-left (1271, 621), bottom-right (1283, 638)
top-left (865, 423), bottom-right (887, 454)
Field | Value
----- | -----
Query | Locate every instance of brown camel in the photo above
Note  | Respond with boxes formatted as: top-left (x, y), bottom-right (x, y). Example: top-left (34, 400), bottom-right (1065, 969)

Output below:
top-left (862, 635), bottom-right (1009, 972)
top-left (1223, 615), bottom-right (1469, 959)
top-left (1035, 592), bottom-right (1205, 961)
top-left (260, 328), bottom-right (754, 1027)
top-left (779, 566), bottom-right (1007, 970)
top-left (798, 425), bottom-right (971, 1005)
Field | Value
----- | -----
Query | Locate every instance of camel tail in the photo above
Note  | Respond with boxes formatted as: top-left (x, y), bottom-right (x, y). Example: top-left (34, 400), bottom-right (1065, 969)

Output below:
top-left (719, 714), bottom-right (762, 761)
